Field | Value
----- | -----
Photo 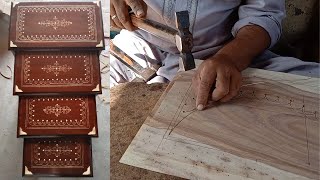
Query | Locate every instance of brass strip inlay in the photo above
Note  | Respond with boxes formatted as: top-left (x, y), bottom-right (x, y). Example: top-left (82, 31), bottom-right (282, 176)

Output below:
top-left (38, 16), bottom-right (73, 30)
top-left (13, 2), bottom-right (20, 7)
top-left (93, 1), bottom-right (100, 7)
top-left (96, 40), bottom-right (103, 47)
top-left (83, 166), bottom-right (91, 175)
top-left (19, 127), bottom-right (27, 135)
top-left (43, 104), bottom-right (71, 117)
top-left (10, 41), bottom-right (17, 47)
top-left (88, 126), bottom-right (96, 135)
top-left (24, 166), bottom-right (33, 175)
top-left (92, 84), bottom-right (100, 91)
top-left (15, 85), bottom-right (23, 92)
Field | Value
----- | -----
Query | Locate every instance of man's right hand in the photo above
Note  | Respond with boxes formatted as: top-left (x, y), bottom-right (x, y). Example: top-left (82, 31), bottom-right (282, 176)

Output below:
top-left (110, 0), bottom-right (147, 31)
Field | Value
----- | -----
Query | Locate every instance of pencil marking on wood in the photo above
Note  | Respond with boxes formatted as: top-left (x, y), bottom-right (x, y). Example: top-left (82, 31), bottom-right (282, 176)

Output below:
top-left (121, 69), bottom-right (319, 179)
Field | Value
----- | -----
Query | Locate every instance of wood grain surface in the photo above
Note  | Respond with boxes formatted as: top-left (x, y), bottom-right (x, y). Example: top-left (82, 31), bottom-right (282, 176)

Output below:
top-left (120, 68), bottom-right (319, 180)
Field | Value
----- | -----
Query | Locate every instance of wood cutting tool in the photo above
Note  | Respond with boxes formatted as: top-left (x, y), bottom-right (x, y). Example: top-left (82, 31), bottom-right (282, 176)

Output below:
top-left (110, 10), bottom-right (196, 82)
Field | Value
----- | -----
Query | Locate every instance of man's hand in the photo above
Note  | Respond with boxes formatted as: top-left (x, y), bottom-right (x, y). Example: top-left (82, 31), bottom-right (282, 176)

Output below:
top-left (110, 0), bottom-right (147, 31)
top-left (192, 25), bottom-right (271, 110)
top-left (192, 54), bottom-right (242, 110)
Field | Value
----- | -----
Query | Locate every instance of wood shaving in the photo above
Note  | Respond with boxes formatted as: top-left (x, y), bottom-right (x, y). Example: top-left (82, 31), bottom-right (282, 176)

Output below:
top-left (0, 65), bottom-right (12, 79)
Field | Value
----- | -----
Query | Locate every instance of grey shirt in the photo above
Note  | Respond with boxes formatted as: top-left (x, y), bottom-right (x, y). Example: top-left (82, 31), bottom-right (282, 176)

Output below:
top-left (135, 0), bottom-right (285, 59)
top-left (111, 1), bottom-right (318, 85)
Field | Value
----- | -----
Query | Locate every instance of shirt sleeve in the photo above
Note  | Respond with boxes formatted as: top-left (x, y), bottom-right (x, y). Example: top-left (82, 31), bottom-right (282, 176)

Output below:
top-left (231, 0), bottom-right (285, 48)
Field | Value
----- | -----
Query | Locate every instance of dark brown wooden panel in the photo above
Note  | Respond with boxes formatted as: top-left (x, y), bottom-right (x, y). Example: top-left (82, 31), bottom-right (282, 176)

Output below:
top-left (18, 95), bottom-right (98, 137)
top-left (9, 1), bottom-right (104, 50)
top-left (23, 137), bottom-right (93, 177)
top-left (14, 51), bottom-right (101, 95)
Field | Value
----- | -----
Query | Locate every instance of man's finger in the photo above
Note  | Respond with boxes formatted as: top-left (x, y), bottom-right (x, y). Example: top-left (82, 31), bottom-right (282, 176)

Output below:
top-left (220, 75), bottom-right (240, 102)
top-left (126, 0), bottom-right (147, 18)
top-left (113, 1), bottom-right (135, 31)
top-left (110, 4), bottom-right (124, 29)
top-left (192, 73), bottom-right (200, 98)
top-left (211, 71), bottom-right (230, 101)
top-left (196, 68), bottom-right (216, 111)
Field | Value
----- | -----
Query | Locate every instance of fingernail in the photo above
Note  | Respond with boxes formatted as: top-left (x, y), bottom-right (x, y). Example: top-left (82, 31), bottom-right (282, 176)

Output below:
top-left (136, 10), bottom-right (144, 16)
top-left (197, 104), bottom-right (204, 111)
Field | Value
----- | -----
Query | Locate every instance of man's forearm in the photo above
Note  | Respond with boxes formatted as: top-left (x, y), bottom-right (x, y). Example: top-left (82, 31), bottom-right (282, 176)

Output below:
top-left (215, 25), bottom-right (271, 71)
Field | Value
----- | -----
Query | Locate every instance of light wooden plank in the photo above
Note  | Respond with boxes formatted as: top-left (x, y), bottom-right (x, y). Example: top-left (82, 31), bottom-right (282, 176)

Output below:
top-left (120, 68), bottom-right (319, 180)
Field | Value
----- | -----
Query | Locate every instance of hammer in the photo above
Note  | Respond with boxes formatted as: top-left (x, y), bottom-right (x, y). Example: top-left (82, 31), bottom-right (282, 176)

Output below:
top-left (130, 11), bottom-right (196, 71)
top-left (110, 11), bottom-right (195, 82)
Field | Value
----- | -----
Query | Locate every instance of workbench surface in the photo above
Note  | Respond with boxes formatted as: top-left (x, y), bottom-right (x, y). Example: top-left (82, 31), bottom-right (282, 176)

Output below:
top-left (110, 83), bottom-right (184, 180)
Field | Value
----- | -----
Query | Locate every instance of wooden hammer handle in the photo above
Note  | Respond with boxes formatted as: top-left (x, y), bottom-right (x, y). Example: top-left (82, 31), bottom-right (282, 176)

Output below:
top-left (130, 14), bottom-right (177, 44)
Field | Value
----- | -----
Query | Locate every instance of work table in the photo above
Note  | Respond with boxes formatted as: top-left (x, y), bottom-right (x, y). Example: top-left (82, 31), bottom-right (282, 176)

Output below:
top-left (110, 82), bottom-right (185, 179)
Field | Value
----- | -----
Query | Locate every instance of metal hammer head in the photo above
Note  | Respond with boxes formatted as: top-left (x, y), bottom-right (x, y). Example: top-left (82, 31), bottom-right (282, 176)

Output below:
top-left (175, 11), bottom-right (195, 71)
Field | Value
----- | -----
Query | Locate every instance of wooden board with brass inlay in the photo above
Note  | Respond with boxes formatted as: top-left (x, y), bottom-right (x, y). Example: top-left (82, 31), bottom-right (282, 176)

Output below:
top-left (23, 137), bottom-right (93, 177)
top-left (9, 1), bottom-right (104, 50)
top-left (14, 51), bottom-right (101, 95)
top-left (18, 95), bottom-right (98, 137)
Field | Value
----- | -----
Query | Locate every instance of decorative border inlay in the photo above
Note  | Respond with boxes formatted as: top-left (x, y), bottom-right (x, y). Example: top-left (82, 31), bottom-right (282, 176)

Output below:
top-left (31, 140), bottom-right (84, 168)
top-left (26, 97), bottom-right (90, 129)
top-left (16, 5), bottom-right (97, 42)
top-left (21, 54), bottom-right (94, 87)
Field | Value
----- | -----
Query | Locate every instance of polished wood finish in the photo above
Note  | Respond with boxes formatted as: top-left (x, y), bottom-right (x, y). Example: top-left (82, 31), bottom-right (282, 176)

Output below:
top-left (23, 137), bottom-right (93, 177)
top-left (9, 1), bottom-right (104, 50)
top-left (14, 51), bottom-right (101, 95)
top-left (18, 95), bottom-right (98, 137)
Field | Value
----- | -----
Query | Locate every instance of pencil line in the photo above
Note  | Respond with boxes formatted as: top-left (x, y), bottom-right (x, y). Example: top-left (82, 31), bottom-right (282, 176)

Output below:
top-left (156, 83), bottom-right (193, 152)
top-left (168, 108), bottom-right (196, 135)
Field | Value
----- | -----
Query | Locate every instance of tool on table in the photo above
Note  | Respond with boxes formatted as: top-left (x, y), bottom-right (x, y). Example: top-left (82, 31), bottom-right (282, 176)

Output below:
top-left (110, 41), bottom-right (160, 82)
top-left (110, 10), bottom-right (195, 82)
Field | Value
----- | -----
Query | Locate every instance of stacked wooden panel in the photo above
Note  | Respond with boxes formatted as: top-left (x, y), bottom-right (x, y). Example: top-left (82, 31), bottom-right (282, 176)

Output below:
top-left (9, 1), bottom-right (104, 177)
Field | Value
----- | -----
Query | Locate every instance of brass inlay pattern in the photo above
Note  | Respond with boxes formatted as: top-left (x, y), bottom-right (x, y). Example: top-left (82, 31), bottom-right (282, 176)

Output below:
top-left (26, 97), bottom-right (90, 129)
top-left (43, 144), bottom-right (72, 157)
top-left (32, 140), bottom-right (83, 167)
top-left (22, 54), bottom-right (93, 87)
top-left (43, 104), bottom-right (71, 117)
top-left (16, 5), bottom-right (97, 42)
top-left (38, 16), bottom-right (72, 30)
top-left (41, 61), bottom-right (72, 76)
